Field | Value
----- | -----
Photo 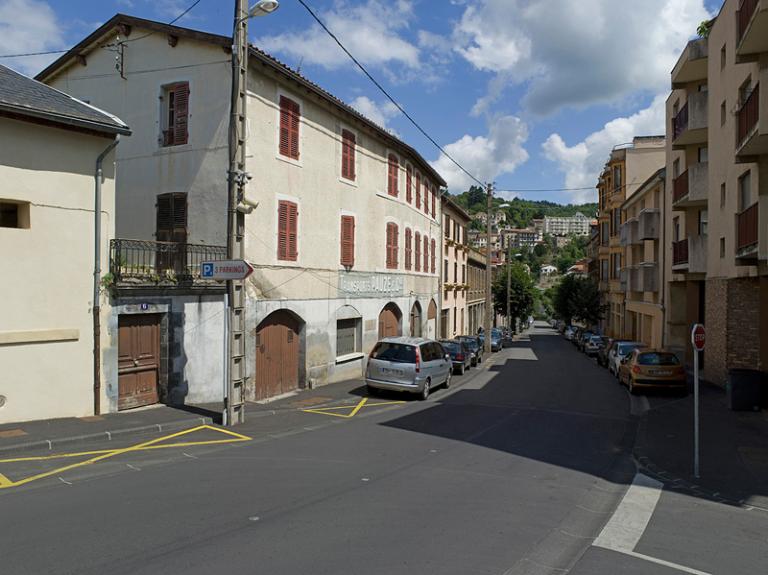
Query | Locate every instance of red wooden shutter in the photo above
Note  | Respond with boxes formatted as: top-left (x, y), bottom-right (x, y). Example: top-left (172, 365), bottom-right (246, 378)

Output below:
top-left (342, 130), bottom-right (355, 180)
top-left (414, 231), bottom-right (421, 272)
top-left (423, 180), bottom-right (429, 214)
top-left (406, 166), bottom-right (412, 203)
top-left (340, 215), bottom-right (355, 266)
top-left (423, 235), bottom-right (429, 272)
top-left (386, 223), bottom-right (398, 269)
top-left (279, 96), bottom-right (300, 159)
top-left (405, 228), bottom-right (412, 270)
top-left (431, 186), bottom-right (436, 217)
top-left (168, 82), bottom-right (189, 146)
top-left (392, 223), bottom-right (398, 267)
top-left (415, 173), bottom-right (421, 209)
top-left (278, 201), bottom-right (298, 261)
top-left (430, 239), bottom-right (436, 273)
top-left (388, 155), bottom-right (399, 196)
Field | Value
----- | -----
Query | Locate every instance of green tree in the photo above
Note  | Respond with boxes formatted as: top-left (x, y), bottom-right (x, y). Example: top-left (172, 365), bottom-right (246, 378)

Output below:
top-left (492, 262), bottom-right (535, 330)
top-left (552, 275), bottom-right (604, 327)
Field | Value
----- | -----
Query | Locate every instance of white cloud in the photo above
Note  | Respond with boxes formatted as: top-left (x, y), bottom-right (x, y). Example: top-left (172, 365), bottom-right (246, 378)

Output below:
top-left (0, 0), bottom-right (65, 76)
top-left (256, 0), bottom-right (419, 71)
top-left (453, 0), bottom-right (711, 115)
top-left (349, 96), bottom-right (400, 132)
top-left (542, 94), bottom-right (667, 202)
top-left (431, 116), bottom-right (529, 192)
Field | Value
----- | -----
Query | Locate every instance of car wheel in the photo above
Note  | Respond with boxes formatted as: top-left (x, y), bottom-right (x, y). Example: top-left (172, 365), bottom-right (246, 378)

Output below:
top-left (420, 379), bottom-right (431, 401)
top-left (444, 370), bottom-right (452, 389)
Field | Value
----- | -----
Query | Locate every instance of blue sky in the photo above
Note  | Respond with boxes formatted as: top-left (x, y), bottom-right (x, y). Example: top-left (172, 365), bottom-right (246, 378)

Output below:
top-left (0, 0), bottom-right (721, 204)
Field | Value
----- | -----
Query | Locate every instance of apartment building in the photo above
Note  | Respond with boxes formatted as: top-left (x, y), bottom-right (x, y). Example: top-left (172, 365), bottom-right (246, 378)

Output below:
top-left (467, 248), bottom-right (487, 334)
top-left (665, 0), bottom-right (768, 383)
top-left (597, 136), bottom-right (666, 337)
top-left (542, 212), bottom-right (591, 236)
top-left (502, 227), bottom-right (542, 250)
top-left (0, 65), bottom-right (129, 423)
top-left (441, 196), bottom-right (470, 338)
top-left (39, 14), bottom-right (444, 406)
top-left (620, 169), bottom-right (665, 349)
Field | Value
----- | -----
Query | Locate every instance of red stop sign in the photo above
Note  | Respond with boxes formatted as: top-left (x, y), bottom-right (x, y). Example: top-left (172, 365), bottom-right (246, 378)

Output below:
top-left (691, 324), bottom-right (705, 351)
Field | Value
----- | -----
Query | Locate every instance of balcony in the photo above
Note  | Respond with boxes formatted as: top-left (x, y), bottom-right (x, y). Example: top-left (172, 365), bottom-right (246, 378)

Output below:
top-left (625, 266), bottom-right (640, 292)
top-left (637, 209), bottom-right (660, 240)
top-left (620, 218), bottom-right (640, 246)
top-left (671, 236), bottom-right (708, 274)
top-left (672, 91), bottom-right (708, 149)
top-left (736, 0), bottom-right (768, 63)
top-left (736, 83), bottom-right (768, 158)
top-left (736, 202), bottom-right (759, 263)
top-left (638, 263), bottom-right (659, 292)
top-left (672, 163), bottom-right (708, 208)
top-left (109, 239), bottom-right (228, 290)
top-left (671, 38), bottom-right (708, 89)
top-left (620, 268), bottom-right (628, 291)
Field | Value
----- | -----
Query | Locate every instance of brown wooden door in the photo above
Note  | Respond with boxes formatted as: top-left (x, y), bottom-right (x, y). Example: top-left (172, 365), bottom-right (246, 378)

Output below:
top-left (378, 304), bottom-right (401, 339)
top-left (410, 303), bottom-right (422, 337)
top-left (255, 311), bottom-right (301, 401)
top-left (118, 314), bottom-right (161, 410)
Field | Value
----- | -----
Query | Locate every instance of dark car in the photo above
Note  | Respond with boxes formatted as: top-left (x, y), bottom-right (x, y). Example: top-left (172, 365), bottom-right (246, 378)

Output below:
top-left (584, 335), bottom-right (607, 357)
top-left (439, 339), bottom-right (472, 375)
top-left (577, 330), bottom-right (594, 352)
top-left (479, 330), bottom-right (502, 352)
top-left (597, 338), bottom-right (615, 366)
top-left (457, 335), bottom-right (483, 366)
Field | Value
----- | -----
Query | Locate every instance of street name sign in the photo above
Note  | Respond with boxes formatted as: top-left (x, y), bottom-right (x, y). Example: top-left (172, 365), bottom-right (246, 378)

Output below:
top-left (201, 260), bottom-right (254, 280)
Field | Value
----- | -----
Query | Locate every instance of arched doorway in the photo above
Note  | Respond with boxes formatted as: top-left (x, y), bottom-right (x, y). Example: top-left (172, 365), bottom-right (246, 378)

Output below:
top-left (427, 299), bottom-right (437, 339)
top-left (378, 303), bottom-right (402, 339)
top-left (255, 309), bottom-right (303, 401)
top-left (410, 301), bottom-right (422, 337)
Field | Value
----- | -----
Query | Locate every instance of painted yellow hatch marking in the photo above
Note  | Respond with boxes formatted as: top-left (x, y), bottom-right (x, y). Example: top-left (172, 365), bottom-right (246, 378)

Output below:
top-left (0, 425), bottom-right (251, 490)
top-left (301, 397), bottom-right (405, 418)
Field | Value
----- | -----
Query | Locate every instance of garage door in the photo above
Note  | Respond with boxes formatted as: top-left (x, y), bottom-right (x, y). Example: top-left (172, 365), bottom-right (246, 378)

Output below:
top-left (255, 310), bottom-right (301, 401)
top-left (118, 314), bottom-right (161, 410)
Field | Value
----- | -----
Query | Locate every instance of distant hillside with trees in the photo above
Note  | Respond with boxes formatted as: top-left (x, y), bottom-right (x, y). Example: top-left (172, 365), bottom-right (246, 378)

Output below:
top-left (449, 186), bottom-right (598, 230)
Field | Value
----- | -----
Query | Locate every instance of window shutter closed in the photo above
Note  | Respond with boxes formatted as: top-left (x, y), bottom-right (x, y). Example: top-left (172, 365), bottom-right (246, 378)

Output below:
top-left (278, 200), bottom-right (298, 261)
top-left (279, 96), bottom-right (300, 159)
top-left (386, 222), bottom-right (398, 269)
top-left (414, 231), bottom-right (421, 272)
top-left (388, 155), bottom-right (399, 196)
top-left (423, 235), bottom-right (429, 272)
top-left (430, 239), bottom-right (436, 273)
top-left (405, 228), bottom-right (412, 270)
top-left (415, 173), bottom-right (421, 209)
top-left (156, 193), bottom-right (187, 243)
top-left (406, 166), bottom-right (412, 203)
top-left (173, 82), bottom-right (189, 145)
top-left (340, 215), bottom-right (355, 266)
top-left (431, 186), bottom-right (436, 217)
top-left (423, 180), bottom-right (429, 214)
top-left (341, 130), bottom-right (355, 180)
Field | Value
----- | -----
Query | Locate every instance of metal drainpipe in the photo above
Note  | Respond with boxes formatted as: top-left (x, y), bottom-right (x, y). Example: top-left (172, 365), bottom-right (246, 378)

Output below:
top-left (93, 136), bottom-right (120, 415)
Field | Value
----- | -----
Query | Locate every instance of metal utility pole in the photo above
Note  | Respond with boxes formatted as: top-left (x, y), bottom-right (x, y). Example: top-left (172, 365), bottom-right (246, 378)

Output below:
top-left (225, 0), bottom-right (250, 426)
top-left (483, 182), bottom-right (493, 353)
top-left (506, 237), bottom-right (512, 332)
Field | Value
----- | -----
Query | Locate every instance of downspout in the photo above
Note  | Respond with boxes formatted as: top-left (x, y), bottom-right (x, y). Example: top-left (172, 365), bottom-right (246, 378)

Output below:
top-left (93, 135), bottom-right (120, 415)
top-left (660, 172), bottom-right (667, 348)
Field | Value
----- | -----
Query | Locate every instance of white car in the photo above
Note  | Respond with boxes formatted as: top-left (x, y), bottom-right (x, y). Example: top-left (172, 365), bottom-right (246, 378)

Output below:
top-left (564, 326), bottom-right (575, 340)
top-left (608, 341), bottom-right (646, 377)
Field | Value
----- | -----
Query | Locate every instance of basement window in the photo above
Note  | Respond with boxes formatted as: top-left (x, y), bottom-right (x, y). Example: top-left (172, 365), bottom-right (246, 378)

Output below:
top-left (0, 201), bottom-right (30, 229)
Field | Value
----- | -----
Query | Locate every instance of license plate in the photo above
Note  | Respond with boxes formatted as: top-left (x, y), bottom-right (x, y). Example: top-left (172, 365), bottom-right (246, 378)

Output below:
top-left (650, 370), bottom-right (672, 376)
top-left (381, 368), bottom-right (404, 377)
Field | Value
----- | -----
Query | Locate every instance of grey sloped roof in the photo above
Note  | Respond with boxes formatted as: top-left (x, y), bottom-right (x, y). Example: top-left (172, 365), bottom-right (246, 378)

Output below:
top-left (0, 64), bottom-right (130, 135)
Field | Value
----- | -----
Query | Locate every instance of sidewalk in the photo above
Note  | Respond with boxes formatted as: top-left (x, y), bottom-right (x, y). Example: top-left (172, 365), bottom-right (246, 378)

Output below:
top-left (635, 380), bottom-right (768, 509)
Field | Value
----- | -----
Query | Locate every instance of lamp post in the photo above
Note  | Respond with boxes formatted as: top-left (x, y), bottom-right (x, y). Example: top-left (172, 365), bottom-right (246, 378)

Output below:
top-left (225, 0), bottom-right (279, 426)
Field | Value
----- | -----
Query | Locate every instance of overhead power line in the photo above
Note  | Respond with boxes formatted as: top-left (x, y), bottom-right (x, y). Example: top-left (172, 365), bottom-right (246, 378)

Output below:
top-left (0, 49), bottom-right (67, 59)
top-left (295, 0), bottom-right (485, 188)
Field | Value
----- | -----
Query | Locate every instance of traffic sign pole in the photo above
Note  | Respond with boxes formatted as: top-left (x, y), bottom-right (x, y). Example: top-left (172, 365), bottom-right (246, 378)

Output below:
top-left (691, 323), bottom-right (705, 478)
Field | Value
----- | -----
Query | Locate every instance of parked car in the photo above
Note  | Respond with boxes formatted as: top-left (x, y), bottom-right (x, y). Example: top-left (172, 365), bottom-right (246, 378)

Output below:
top-left (480, 329), bottom-right (502, 352)
top-left (617, 350), bottom-right (686, 395)
top-left (584, 335), bottom-right (607, 358)
top-left (576, 330), bottom-right (594, 352)
top-left (597, 338), bottom-right (615, 367)
top-left (608, 340), bottom-right (647, 377)
top-left (439, 339), bottom-right (472, 374)
top-left (457, 335), bottom-right (483, 366)
top-left (366, 337), bottom-right (452, 400)
top-left (571, 327), bottom-right (583, 345)
top-left (563, 326), bottom-right (576, 340)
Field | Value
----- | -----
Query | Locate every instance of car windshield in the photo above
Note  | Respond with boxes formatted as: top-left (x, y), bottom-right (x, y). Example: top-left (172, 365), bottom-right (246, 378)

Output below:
top-left (637, 352), bottom-right (680, 366)
top-left (369, 342), bottom-right (416, 363)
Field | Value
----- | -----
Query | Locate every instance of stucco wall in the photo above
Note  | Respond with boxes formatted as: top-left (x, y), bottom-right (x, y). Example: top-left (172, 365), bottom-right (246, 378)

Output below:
top-left (0, 118), bottom-right (117, 423)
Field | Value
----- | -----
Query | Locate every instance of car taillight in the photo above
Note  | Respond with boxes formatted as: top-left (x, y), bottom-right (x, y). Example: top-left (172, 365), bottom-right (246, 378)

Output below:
top-left (414, 347), bottom-right (421, 373)
top-left (456, 354), bottom-right (464, 361)
top-left (632, 365), bottom-right (641, 374)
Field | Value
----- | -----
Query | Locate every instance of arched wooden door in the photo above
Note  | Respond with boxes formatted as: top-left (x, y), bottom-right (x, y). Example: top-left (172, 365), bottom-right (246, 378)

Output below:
top-left (427, 299), bottom-right (437, 340)
top-left (410, 302), bottom-right (422, 337)
top-left (378, 303), bottom-right (402, 339)
top-left (255, 310), bottom-right (302, 401)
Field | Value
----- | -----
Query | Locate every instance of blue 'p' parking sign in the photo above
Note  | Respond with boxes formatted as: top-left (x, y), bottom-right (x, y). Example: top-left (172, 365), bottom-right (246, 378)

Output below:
top-left (201, 262), bottom-right (215, 278)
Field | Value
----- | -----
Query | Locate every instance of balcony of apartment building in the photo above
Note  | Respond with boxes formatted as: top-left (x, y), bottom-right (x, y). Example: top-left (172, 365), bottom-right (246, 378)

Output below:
top-left (637, 209), bottom-right (660, 240)
top-left (624, 263), bottom-right (658, 294)
top-left (108, 239), bottom-right (227, 291)
top-left (672, 163), bottom-right (708, 208)
top-left (735, 201), bottom-right (760, 263)
top-left (735, 82), bottom-right (768, 159)
top-left (736, 0), bottom-right (768, 63)
top-left (671, 235), bottom-right (707, 274)
top-left (671, 38), bottom-right (708, 89)
top-left (671, 91), bottom-right (708, 150)
top-left (619, 218), bottom-right (640, 247)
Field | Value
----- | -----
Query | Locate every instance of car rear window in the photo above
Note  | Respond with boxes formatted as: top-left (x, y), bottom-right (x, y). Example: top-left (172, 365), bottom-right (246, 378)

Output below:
top-left (618, 343), bottom-right (644, 355)
top-left (637, 352), bottom-right (680, 366)
top-left (370, 342), bottom-right (416, 363)
top-left (440, 341), bottom-right (460, 353)
top-left (462, 339), bottom-right (479, 350)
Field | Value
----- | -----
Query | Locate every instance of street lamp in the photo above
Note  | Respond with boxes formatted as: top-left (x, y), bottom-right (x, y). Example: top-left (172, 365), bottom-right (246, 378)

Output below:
top-left (225, 0), bottom-right (280, 426)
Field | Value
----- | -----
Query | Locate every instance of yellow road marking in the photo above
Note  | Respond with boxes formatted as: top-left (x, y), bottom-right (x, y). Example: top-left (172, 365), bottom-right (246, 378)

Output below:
top-left (301, 397), bottom-right (405, 418)
top-left (0, 425), bottom-right (250, 490)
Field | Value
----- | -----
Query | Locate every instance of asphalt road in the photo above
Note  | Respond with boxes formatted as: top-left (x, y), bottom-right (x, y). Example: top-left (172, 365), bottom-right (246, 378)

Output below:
top-left (1, 324), bottom-right (766, 574)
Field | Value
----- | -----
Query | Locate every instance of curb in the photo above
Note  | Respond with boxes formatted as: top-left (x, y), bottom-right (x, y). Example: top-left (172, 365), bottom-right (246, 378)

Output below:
top-left (0, 416), bottom-right (213, 456)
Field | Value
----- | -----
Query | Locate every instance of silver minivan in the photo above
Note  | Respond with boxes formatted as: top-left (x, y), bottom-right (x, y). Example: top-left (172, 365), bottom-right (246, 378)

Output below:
top-left (365, 337), bottom-right (452, 400)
